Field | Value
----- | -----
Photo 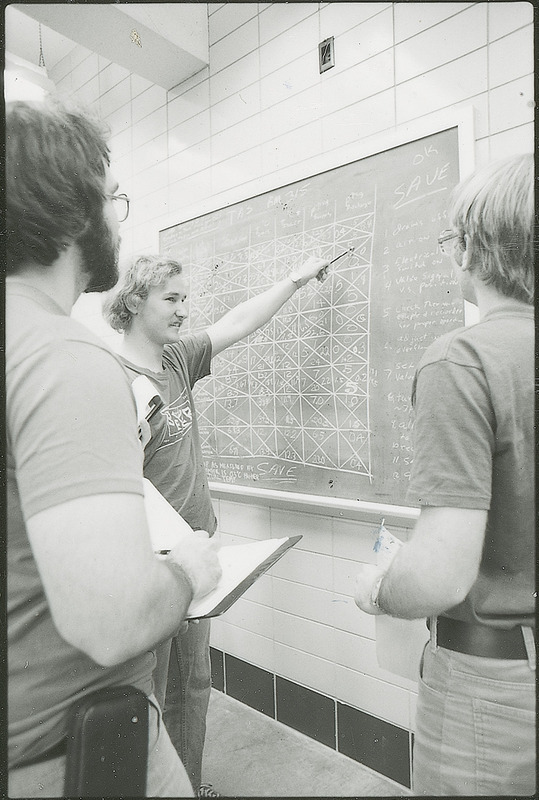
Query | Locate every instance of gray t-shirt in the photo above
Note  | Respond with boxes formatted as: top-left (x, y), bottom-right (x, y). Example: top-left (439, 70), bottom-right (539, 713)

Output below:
top-left (7, 281), bottom-right (152, 768)
top-left (121, 332), bottom-right (217, 535)
top-left (406, 303), bottom-right (534, 628)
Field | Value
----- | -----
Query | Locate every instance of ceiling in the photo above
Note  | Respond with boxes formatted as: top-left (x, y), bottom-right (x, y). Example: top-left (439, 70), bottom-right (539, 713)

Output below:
top-left (6, 4), bottom-right (210, 91)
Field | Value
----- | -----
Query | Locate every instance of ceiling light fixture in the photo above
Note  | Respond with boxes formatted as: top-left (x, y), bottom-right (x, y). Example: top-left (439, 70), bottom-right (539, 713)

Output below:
top-left (5, 25), bottom-right (56, 101)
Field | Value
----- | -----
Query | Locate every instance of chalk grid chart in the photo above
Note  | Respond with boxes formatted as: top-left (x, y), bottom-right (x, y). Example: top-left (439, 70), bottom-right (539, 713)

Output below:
top-left (181, 202), bottom-right (377, 481)
top-left (160, 127), bottom-right (462, 500)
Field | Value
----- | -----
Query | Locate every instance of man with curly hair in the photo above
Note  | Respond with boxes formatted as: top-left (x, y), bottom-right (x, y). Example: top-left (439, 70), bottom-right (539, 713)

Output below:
top-left (104, 251), bottom-right (328, 796)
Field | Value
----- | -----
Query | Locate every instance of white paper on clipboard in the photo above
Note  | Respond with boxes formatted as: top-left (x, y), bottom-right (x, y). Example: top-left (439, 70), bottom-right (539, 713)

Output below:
top-left (143, 479), bottom-right (301, 620)
top-left (374, 524), bottom-right (429, 681)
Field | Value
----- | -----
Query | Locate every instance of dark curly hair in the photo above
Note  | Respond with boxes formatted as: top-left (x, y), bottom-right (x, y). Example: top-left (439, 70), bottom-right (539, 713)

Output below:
top-left (6, 98), bottom-right (111, 273)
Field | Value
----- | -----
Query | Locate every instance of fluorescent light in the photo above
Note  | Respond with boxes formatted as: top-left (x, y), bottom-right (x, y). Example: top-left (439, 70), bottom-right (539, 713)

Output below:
top-left (4, 51), bottom-right (56, 101)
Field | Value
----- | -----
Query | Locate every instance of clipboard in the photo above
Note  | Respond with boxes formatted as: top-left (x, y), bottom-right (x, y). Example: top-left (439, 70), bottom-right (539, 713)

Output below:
top-left (186, 535), bottom-right (302, 620)
top-left (142, 478), bottom-right (302, 621)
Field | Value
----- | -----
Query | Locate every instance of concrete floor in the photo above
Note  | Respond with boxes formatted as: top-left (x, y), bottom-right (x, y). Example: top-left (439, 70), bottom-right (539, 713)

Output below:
top-left (202, 689), bottom-right (411, 797)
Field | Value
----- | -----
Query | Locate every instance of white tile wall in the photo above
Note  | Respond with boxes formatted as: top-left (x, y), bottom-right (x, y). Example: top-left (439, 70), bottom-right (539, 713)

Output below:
top-left (211, 86), bottom-right (261, 141)
top-left (211, 113), bottom-right (261, 165)
top-left (335, 664), bottom-right (411, 728)
top-left (393, 2), bottom-right (474, 44)
top-left (319, 49), bottom-right (395, 116)
top-left (209, 3), bottom-right (259, 46)
top-left (260, 51), bottom-right (318, 109)
top-left (275, 642), bottom-right (336, 697)
top-left (259, 15), bottom-right (320, 76)
top-left (489, 123), bottom-right (534, 160)
top-left (132, 106), bottom-right (168, 150)
top-left (321, 87), bottom-right (396, 152)
top-left (395, 4), bottom-right (486, 83)
top-left (74, 76), bottom-right (100, 108)
top-left (260, 83), bottom-right (322, 142)
top-left (71, 53), bottom-right (100, 94)
top-left (395, 50), bottom-right (488, 125)
top-left (489, 75), bottom-right (535, 135)
top-left (169, 110), bottom-right (211, 157)
top-left (320, 2), bottom-right (392, 40)
top-left (211, 145), bottom-right (263, 195)
top-left (273, 610), bottom-right (335, 660)
top-left (62, 1), bottom-right (532, 734)
top-left (98, 61), bottom-right (130, 96)
top-left (336, 6), bottom-right (394, 71)
top-left (488, 1), bottom-right (533, 40)
top-left (210, 16), bottom-right (260, 74)
top-left (209, 51), bottom-right (259, 106)
top-left (259, 3), bottom-right (317, 46)
top-left (131, 85), bottom-right (167, 124)
top-left (488, 27), bottom-right (534, 88)
top-left (98, 77), bottom-right (131, 119)
top-left (271, 508), bottom-right (333, 555)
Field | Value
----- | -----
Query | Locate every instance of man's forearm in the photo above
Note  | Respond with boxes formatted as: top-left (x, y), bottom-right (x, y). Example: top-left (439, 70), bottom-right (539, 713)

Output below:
top-left (377, 553), bottom-right (451, 619)
top-left (223, 278), bottom-right (297, 338)
top-left (355, 507), bottom-right (487, 620)
top-left (87, 558), bottom-right (195, 667)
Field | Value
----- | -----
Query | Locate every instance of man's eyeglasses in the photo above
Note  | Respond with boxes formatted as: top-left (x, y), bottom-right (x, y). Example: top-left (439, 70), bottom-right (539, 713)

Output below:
top-left (108, 193), bottom-right (130, 223)
top-left (438, 229), bottom-right (460, 256)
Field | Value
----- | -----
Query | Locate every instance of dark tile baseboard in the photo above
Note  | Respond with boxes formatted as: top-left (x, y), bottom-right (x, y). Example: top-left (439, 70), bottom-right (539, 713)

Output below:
top-left (209, 647), bottom-right (411, 789)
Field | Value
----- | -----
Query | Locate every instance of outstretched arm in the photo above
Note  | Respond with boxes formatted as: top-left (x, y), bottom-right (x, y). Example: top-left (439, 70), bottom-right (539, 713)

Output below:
top-left (207, 256), bottom-right (329, 356)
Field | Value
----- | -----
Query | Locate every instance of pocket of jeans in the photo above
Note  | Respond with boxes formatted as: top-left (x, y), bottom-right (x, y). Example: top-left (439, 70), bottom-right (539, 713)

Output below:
top-left (473, 696), bottom-right (536, 796)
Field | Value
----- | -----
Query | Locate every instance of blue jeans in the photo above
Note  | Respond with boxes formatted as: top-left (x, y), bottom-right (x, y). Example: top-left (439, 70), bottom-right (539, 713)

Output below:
top-left (413, 640), bottom-right (536, 796)
top-left (8, 695), bottom-right (193, 798)
top-left (154, 619), bottom-right (212, 791)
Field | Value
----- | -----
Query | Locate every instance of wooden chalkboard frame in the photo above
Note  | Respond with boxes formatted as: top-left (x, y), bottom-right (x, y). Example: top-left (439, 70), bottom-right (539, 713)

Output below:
top-left (160, 108), bottom-right (475, 520)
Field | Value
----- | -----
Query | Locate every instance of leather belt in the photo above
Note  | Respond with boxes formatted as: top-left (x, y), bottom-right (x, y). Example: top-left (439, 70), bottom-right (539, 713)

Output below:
top-left (432, 616), bottom-right (532, 659)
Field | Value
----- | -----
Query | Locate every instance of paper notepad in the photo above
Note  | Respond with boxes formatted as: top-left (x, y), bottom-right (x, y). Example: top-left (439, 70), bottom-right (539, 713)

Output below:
top-left (142, 479), bottom-right (301, 619)
top-left (186, 535), bottom-right (301, 619)
top-left (374, 523), bottom-right (428, 680)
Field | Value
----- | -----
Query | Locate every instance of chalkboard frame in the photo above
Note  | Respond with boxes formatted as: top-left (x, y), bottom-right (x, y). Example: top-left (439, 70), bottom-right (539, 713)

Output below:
top-left (160, 109), bottom-right (475, 520)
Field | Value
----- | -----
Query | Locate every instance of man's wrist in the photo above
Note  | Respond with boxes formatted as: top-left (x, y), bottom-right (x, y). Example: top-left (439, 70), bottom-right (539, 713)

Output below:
top-left (289, 272), bottom-right (307, 289)
top-left (164, 555), bottom-right (195, 599)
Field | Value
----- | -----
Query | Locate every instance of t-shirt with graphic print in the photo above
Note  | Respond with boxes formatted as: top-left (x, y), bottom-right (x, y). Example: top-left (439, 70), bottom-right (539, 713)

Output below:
top-left (121, 331), bottom-right (217, 535)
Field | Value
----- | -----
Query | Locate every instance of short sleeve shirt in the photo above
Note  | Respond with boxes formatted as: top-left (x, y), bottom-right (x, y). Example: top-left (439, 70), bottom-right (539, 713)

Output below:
top-left (7, 282), bottom-right (153, 767)
top-left (406, 304), bottom-right (534, 628)
top-left (121, 332), bottom-right (217, 534)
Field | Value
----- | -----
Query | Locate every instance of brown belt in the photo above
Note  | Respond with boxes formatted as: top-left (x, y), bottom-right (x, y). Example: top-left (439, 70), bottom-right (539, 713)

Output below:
top-left (432, 616), bottom-right (532, 659)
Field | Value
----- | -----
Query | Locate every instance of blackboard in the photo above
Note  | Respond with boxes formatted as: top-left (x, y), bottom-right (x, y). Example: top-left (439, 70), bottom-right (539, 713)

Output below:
top-left (160, 126), bottom-right (464, 505)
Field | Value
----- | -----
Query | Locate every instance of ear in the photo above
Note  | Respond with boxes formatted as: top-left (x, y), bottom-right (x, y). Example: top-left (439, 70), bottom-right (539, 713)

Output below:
top-left (455, 235), bottom-right (469, 271)
top-left (125, 294), bottom-right (143, 315)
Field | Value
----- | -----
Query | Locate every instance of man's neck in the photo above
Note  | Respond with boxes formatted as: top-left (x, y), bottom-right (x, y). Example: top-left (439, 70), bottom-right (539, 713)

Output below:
top-left (119, 332), bottom-right (165, 373)
top-left (474, 282), bottom-right (530, 318)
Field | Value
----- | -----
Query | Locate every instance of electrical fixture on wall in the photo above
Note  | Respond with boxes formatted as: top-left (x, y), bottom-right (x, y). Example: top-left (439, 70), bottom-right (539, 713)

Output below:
top-left (4, 24), bottom-right (56, 101)
top-left (318, 36), bottom-right (335, 74)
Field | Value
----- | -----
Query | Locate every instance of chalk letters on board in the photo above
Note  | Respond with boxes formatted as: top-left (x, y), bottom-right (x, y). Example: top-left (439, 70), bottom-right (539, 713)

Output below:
top-left (160, 127), bottom-right (463, 505)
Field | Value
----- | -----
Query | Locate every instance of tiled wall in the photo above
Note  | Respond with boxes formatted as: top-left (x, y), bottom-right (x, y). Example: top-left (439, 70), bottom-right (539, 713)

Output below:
top-left (58, 2), bottom-right (534, 788)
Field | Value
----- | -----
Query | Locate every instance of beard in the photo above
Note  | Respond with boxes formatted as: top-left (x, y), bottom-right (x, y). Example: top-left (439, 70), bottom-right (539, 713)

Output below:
top-left (79, 211), bottom-right (121, 293)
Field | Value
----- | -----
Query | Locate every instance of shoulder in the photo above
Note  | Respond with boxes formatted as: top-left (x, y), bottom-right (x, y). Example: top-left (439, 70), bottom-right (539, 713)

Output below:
top-left (9, 307), bottom-right (124, 371)
top-left (164, 331), bottom-right (211, 365)
top-left (7, 311), bottom-right (134, 410)
top-left (417, 323), bottom-right (486, 374)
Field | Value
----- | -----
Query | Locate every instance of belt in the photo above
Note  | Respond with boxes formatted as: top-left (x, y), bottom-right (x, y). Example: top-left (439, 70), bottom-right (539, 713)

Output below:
top-left (432, 616), bottom-right (532, 659)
